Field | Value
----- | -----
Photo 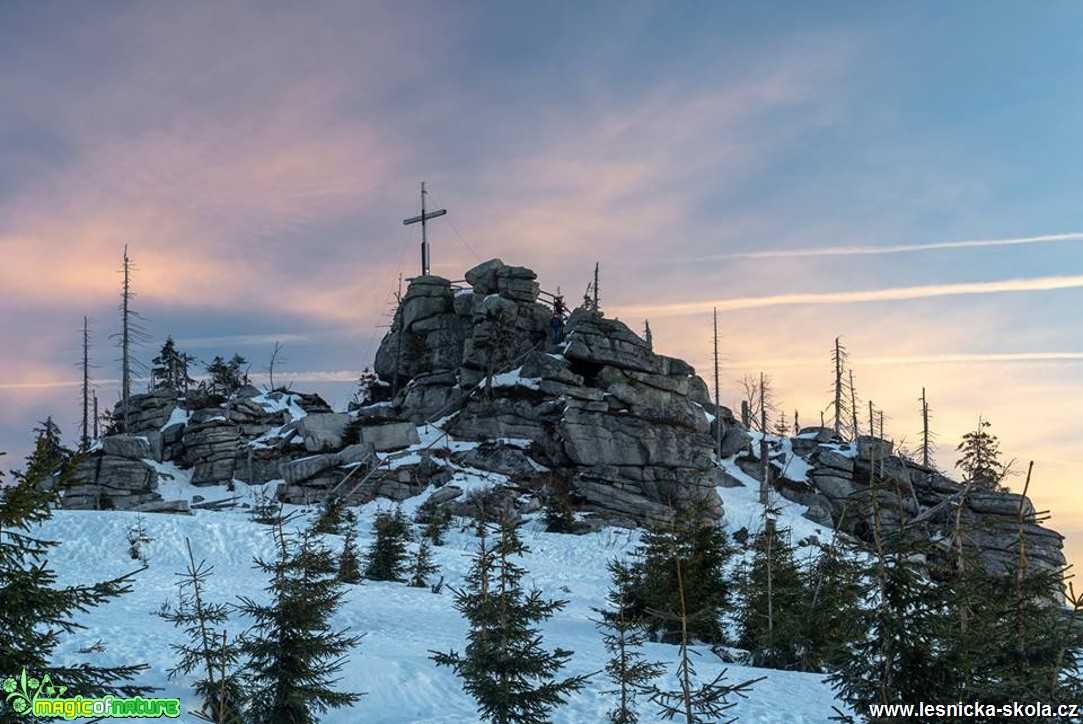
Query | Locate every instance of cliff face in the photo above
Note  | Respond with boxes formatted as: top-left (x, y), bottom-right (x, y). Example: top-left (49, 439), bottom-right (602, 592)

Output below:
top-left (369, 258), bottom-right (732, 524)
top-left (61, 257), bottom-right (1067, 575)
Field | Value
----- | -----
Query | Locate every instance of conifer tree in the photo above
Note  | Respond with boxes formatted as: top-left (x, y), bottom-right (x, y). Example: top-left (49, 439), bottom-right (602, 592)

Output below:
top-left (237, 524), bottom-right (363, 723)
top-left (125, 514), bottom-right (153, 565)
top-left (205, 355), bottom-right (249, 397)
top-left (736, 523), bottom-right (810, 670)
top-left (158, 539), bottom-right (243, 724)
top-left (152, 336), bottom-right (196, 394)
top-left (829, 473), bottom-right (961, 712)
top-left (313, 495), bottom-right (350, 535)
top-left (1, 442), bottom-right (149, 716)
top-left (645, 538), bottom-right (760, 723)
top-left (624, 504), bottom-right (734, 644)
top-left (801, 537), bottom-right (863, 674)
top-left (595, 561), bottom-right (664, 724)
top-left (364, 508), bottom-right (412, 582)
top-left (416, 499), bottom-right (452, 546)
top-left (409, 540), bottom-right (439, 588)
top-left (249, 489), bottom-right (284, 526)
top-left (431, 521), bottom-right (586, 723)
top-left (337, 526), bottom-right (362, 584)
top-left (29, 418), bottom-right (71, 477)
top-left (542, 478), bottom-right (579, 533)
top-left (946, 464), bottom-right (1083, 706)
top-left (353, 367), bottom-right (379, 406)
top-left (955, 416), bottom-right (1008, 491)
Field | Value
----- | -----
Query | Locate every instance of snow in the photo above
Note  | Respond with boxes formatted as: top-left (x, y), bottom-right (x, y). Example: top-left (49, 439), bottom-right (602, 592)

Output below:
top-left (32, 472), bottom-right (848, 723)
top-left (161, 407), bottom-right (191, 430)
top-left (717, 458), bottom-right (833, 545)
top-left (248, 390), bottom-right (310, 421)
top-left (777, 437), bottom-right (812, 483)
top-left (488, 366), bottom-right (541, 390)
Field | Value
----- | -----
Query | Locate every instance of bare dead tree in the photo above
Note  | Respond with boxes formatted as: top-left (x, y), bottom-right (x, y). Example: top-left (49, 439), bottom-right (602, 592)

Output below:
top-left (391, 274), bottom-right (405, 397)
top-left (832, 337), bottom-right (846, 437)
top-left (593, 261), bottom-right (600, 313)
top-left (848, 369), bottom-right (859, 441)
top-left (121, 247), bottom-right (133, 429)
top-left (113, 246), bottom-right (148, 431)
top-left (919, 387), bottom-right (936, 471)
top-left (712, 309), bottom-right (722, 461)
top-left (80, 316), bottom-right (91, 452)
top-left (740, 372), bottom-right (776, 432)
top-left (267, 341), bottom-right (285, 391)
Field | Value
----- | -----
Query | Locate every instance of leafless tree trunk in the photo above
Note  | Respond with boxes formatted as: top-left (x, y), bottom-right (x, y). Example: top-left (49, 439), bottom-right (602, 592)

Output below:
top-left (760, 377), bottom-right (769, 506)
top-left (922, 389), bottom-right (931, 469)
top-left (713, 308), bottom-right (722, 460)
top-left (81, 316), bottom-right (91, 452)
top-left (849, 369), bottom-right (859, 441)
top-left (121, 246), bottom-right (132, 430)
top-left (267, 341), bottom-right (284, 391)
top-left (833, 337), bottom-right (844, 437)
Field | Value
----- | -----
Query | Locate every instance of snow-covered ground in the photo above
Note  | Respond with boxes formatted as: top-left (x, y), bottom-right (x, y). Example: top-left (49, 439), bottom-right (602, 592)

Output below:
top-left (37, 468), bottom-right (849, 723)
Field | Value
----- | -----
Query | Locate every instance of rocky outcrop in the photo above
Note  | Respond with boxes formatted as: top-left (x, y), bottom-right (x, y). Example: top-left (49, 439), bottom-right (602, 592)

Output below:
top-left (374, 276), bottom-right (728, 524)
top-left (762, 434), bottom-right (1068, 575)
top-left (113, 390), bottom-right (177, 434)
top-left (185, 415), bottom-right (242, 487)
top-left (374, 259), bottom-right (552, 413)
top-left (57, 256), bottom-right (1070, 582)
top-left (64, 455), bottom-right (161, 510)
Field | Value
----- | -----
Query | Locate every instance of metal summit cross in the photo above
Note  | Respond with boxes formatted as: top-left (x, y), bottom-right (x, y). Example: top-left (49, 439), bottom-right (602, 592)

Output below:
top-left (402, 181), bottom-right (447, 277)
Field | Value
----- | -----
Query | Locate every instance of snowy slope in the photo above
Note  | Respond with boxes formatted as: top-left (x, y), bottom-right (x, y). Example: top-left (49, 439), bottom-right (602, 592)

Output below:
top-left (35, 470), bottom-right (849, 723)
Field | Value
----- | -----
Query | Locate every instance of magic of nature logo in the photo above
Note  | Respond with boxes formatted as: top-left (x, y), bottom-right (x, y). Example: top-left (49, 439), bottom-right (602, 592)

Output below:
top-left (3, 669), bottom-right (180, 719)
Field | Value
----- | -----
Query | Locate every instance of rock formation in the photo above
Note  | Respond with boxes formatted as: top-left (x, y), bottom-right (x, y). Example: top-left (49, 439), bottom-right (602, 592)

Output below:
top-left (60, 257), bottom-right (1067, 576)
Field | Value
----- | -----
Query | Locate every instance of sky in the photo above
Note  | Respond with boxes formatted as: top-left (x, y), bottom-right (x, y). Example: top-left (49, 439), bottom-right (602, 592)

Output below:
top-left (3, 1), bottom-right (1083, 563)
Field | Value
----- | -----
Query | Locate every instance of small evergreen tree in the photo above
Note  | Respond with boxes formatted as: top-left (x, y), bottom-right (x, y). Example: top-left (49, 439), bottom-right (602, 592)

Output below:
top-left (364, 508), bottom-right (412, 582)
top-left (158, 539), bottom-right (243, 724)
top-left (800, 538), bottom-right (863, 674)
top-left (313, 495), bottom-right (350, 535)
top-left (1, 442), bottom-right (149, 717)
top-left (409, 540), bottom-right (439, 588)
top-left (955, 416), bottom-right (1008, 491)
top-left (829, 483), bottom-right (961, 713)
top-left (416, 500), bottom-right (452, 546)
top-left (337, 526), bottom-right (362, 584)
top-left (352, 367), bottom-right (379, 406)
top-left (125, 514), bottom-right (153, 565)
top-left (542, 477), bottom-right (584, 534)
top-left (205, 354), bottom-right (249, 396)
top-left (735, 523), bottom-right (811, 670)
top-left (151, 336), bottom-right (196, 394)
top-left (595, 561), bottom-right (664, 724)
top-left (644, 538), bottom-right (760, 723)
top-left (237, 524), bottom-right (363, 723)
top-left (431, 521), bottom-right (587, 723)
top-left (624, 503), bottom-right (734, 644)
top-left (29, 417), bottom-right (71, 477)
top-left (250, 489), bottom-right (284, 526)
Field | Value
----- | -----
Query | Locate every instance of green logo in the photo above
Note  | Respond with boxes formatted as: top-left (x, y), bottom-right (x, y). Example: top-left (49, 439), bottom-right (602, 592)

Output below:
top-left (3, 669), bottom-right (180, 719)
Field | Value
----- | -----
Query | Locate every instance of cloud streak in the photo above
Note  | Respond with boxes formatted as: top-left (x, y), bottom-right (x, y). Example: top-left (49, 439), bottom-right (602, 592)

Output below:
top-left (723, 231), bottom-right (1083, 260)
top-left (612, 274), bottom-right (1083, 317)
top-left (725, 351), bottom-right (1083, 371)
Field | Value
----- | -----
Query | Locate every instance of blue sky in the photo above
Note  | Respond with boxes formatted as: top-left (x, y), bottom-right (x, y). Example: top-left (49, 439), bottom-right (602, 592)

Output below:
top-left (3, 1), bottom-right (1083, 557)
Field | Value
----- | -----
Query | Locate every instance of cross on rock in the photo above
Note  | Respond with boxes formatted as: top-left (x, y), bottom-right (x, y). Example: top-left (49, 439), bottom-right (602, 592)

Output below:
top-left (402, 182), bottom-right (447, 277)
